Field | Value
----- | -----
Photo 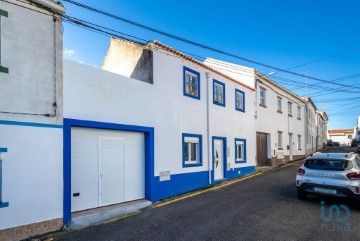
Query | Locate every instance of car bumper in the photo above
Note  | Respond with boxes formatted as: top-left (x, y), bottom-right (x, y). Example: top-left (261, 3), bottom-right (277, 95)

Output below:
top-left (297, 182), bottom-right (360, 198)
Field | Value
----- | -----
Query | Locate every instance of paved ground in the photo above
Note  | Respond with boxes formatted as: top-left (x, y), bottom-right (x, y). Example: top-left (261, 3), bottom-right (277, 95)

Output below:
top-left (42, 146), bottom-right (360, 241)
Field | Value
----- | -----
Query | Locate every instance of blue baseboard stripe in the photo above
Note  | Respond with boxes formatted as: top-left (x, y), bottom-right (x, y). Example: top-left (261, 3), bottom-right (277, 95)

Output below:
top-left (0, 120), bottom-right (63, 129)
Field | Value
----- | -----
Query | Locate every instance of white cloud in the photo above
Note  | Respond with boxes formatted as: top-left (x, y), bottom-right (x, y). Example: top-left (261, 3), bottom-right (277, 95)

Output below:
top-left (64, 48), bottom-right (76, 58)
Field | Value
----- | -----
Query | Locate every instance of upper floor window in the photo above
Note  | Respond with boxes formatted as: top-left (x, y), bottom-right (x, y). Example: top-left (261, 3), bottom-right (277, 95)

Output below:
top-left (297, 106), bottom-right (301, 119)
top-left (0, 8), bottom-right (8, 74)
top-left (235, 138), bottom-right (246, 163)
top-left (183, 67), bottom-right (200, 100)
top-left (288, 102), bottom-right (292, 117)
top-left (235, 89), bottom-right (245, 112)
top-left (213, 79), bottom-right (225, 107)
top-left (277, 97), bottom-right (282, 113)
top-left (182, 133), bottom-right (202, 167)
top-left (259, 87), bottom-right (266, 107)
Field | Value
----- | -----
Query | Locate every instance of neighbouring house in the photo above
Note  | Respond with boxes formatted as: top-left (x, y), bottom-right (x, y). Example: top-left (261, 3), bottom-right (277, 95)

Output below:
top-left (204, 59), bottom-right (307, 166)
top-left (0, 1), bottom-right (65, 241)
top-left (328, 129), bottom-right (354, 145)
top-left (62, 38), bottom-right (257, 226)
top-left (316, 111), bottom-right (328, 148)
top-left (303, 97), bottom-right (318, 154)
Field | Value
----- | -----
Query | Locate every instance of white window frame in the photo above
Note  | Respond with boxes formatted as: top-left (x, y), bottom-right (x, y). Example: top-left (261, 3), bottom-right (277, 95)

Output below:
top-left (277, 97), bottom-right (282, 112)
top-left (183, 134), bottom-right (202, 167)
top-left (259, 88), bottom-right (266, 106)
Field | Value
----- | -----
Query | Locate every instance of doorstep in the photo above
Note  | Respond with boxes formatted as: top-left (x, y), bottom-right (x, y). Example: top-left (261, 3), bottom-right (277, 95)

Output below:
top-left (67, 199), bottom-right (152, 230)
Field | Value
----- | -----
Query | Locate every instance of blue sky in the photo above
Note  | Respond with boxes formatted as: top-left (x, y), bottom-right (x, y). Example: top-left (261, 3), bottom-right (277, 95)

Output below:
top-left (61, 0), bottom-right (360, 130)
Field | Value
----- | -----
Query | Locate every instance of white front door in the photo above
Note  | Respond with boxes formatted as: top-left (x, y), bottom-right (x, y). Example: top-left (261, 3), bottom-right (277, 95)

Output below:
top-left (214, 139), bottom-right (224, 180)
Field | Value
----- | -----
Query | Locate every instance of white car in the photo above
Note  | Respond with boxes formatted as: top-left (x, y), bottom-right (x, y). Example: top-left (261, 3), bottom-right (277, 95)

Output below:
top-left (296, 152), bottom-right (360, 200)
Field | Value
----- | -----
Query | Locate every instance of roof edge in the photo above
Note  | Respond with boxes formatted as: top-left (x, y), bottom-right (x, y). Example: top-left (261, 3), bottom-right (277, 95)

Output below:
top-left (30, 0), bottom-right (65, 15)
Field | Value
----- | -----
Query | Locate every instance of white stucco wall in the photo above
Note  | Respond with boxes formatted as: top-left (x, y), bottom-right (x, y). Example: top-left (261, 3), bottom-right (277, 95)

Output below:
top-left (255, 80), bottom-right (306, 160)
top-left (64, 49), bottom-right (256, 179)
top-left (0, 0), bottom-right (64, 230)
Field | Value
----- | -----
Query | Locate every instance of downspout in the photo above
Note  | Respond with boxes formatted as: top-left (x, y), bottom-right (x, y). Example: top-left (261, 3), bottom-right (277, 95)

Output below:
top-left (205, 72), bottom-right (211, 185)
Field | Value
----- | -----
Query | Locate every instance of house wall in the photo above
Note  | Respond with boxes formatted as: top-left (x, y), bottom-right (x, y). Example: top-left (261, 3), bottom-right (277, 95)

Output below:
top-left (64, 45), bottom-right (256, 204)
top-left (329, 134), bottom-right (352, 145)
top-left (0, 1), bottom-right (64, 240)
top-left (306, 103), bottom-right (317, 154)
top-left (255, 81), bottom-right (306, 165)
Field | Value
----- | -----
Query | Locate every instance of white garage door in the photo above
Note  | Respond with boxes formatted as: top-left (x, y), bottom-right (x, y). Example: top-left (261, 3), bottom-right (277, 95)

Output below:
top-left (71, 127), bottom-right (145, 212)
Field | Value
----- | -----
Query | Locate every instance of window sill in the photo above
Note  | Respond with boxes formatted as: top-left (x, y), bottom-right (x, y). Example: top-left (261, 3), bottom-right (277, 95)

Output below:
top-left (288, 115), bottom-right (292, 117)
top-left (259, 103), bottom-right (267, 108)
top-left (278, 148), bottom-right (283, 150)
top-left (297, 118), bottom-right (301, 120)
top-left (235, 160), bottom-right (247, 164)
top-left (277, 110), bottom-right (282, 114)
top-left (183, 162), bottom-right (202, 168)
top-left (0, 66), bottom-right (9, 74)
top-left (236, 108), bottom-right (245, 112)
top-left (0, 202), bottom-right (9, 208)
top-left (214, 101), bottom-right (225, 107)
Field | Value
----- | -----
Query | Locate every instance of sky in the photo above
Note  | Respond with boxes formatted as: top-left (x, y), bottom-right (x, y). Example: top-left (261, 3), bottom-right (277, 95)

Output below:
top-left (61, 0), bottom-right (360, 130)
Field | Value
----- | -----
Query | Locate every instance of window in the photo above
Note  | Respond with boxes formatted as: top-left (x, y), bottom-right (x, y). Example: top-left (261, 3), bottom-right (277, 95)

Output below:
top-left (288, 102), bottom-right (292, 116)
top-left (213, 79), bottom-right (225, 107)
top-left (348, 134), bottom-right (353, 139)
top-left (182, 133), bottom-right (202, 167)
top-left (235, 138), bottom-right (246, 163)
top-left (0, 8), bottom-right (8, 74)
top-left (0, 147), bottom-right (9, 208)
top-left (297, 106), bottom-right (301, 119)
top-left (297, 135), bottom-right (301, 150)
top-left (259, 87), bottom-right (266, 107)
top-left (235, 89), bottom-right (245, 112)
top-left (277, 97), bottom-right (282, 112)
top-left (278, 131), bottom-right (283, 149)
top-left (183, 67), bottom-right (200, 99)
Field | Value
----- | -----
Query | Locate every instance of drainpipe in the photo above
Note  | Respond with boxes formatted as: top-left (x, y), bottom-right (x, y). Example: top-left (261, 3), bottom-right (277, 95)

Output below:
top-left (205, 72), bottom-right (211, 185)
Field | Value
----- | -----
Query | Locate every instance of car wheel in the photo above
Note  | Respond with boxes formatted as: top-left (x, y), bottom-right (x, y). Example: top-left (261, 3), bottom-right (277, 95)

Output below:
top-left (297, 189), bottom-right (307, 200)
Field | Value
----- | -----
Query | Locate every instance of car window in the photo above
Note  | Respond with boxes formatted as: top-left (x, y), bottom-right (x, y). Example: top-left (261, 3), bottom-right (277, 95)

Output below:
top-left (304, 159), bottom-right (353, 171)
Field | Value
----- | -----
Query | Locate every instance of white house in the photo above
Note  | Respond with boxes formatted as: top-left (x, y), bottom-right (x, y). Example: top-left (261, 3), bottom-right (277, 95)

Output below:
top-left (62, 38), bottom-right (257, 226)
top-left (204, 59), bottom-right (307, 166)
top-left (328, 129), bottom-right (353, 145)
top-left (354, 116), bottom-right (360, 140)
top-left (304, 98), bottom-right (318, 154)
top-left (317, 111), bottom-right (328, 147)
top-left (0, 1), bottom-right (65, 240)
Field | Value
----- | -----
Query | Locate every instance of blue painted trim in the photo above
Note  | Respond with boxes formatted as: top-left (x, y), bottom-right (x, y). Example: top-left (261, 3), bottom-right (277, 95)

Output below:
top-left (212, 136), bottom-right (227, 182)
top-left (0, 148), bottom-right (7, 153)
top-left (234, 138), bottom-right (247, 164)
top-left (0, 202), bottom-right (9, 208)
top-left (213, 79), bottom-right (226, 107)
top-left (62, 118), bottom-right (154, 225)
top-left (0, 120), bottom-right (63, 129)
top-left (182, 133), bottom-right (203, 167)
top-left (235, 88), bottom-right (245, 112)
top-left (183, 66), bottom-right (200, 100)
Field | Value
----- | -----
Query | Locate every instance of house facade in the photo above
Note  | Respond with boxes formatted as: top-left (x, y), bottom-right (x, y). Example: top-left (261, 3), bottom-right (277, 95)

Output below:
top-left (304, 98), bottom-right (318, 154)
top-left (328, 129), bottom-right (354, 145)
top-left (62, 38), bottom-right (257, 226)
top-left (204, 59), bottom-right (307, 166)
top-left (0, 0), bottom-right (65, 240)
top-left (354, 116), bottom-right (360, 140)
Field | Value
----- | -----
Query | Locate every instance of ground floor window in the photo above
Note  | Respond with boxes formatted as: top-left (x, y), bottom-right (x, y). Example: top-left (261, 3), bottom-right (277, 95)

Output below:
top-left (278, 131), bottom-right (283, 149)
top-left (297, 135), bottom-right (301, 150)
top-left (235, 138), bottom-right (246, 163)
top-left (183, 133), bottom-right (202, 167)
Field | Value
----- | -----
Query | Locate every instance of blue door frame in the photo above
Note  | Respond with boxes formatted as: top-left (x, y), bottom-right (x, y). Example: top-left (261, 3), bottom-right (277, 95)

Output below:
top-left (63, 118), bottom-right (154, 226)
top-left (211, 136), bottom-right (227, 183)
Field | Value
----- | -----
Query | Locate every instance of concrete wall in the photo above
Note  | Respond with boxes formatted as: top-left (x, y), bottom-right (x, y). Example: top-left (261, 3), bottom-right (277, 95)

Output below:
top-left (102, 38), bottom-right (153, 84)
top-left (306, 103), bottom-right (317, 154)
top-left (255, 80), bottom-right (306, 164)
top-left (0, 0), bottom-right (64, 236)
top-left (64, 44), bottom-right (256, 201)
top-left (329, 134), bottom-right (352, 145)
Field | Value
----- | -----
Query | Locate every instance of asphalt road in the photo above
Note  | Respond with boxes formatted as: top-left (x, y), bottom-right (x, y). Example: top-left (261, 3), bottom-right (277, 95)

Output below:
top-left (48, 146), bottom-right (360, 241)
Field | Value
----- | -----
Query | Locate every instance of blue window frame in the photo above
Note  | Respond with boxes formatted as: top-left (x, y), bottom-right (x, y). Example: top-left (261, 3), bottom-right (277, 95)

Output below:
top-left (182, 133), bottom-right (202, 167)
top-left (234, 138), bottom-right (247, 163)
top-left (235, 89), bottom-right (245, 112)
top-left (213, 79), bottom-right (225, 107)
top-left (183, 66), bottom-right (200, 100)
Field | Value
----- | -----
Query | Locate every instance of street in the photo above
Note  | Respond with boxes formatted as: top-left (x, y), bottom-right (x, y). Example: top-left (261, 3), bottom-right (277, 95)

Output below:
top-left (42, 146), bottom-right (360, 241)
